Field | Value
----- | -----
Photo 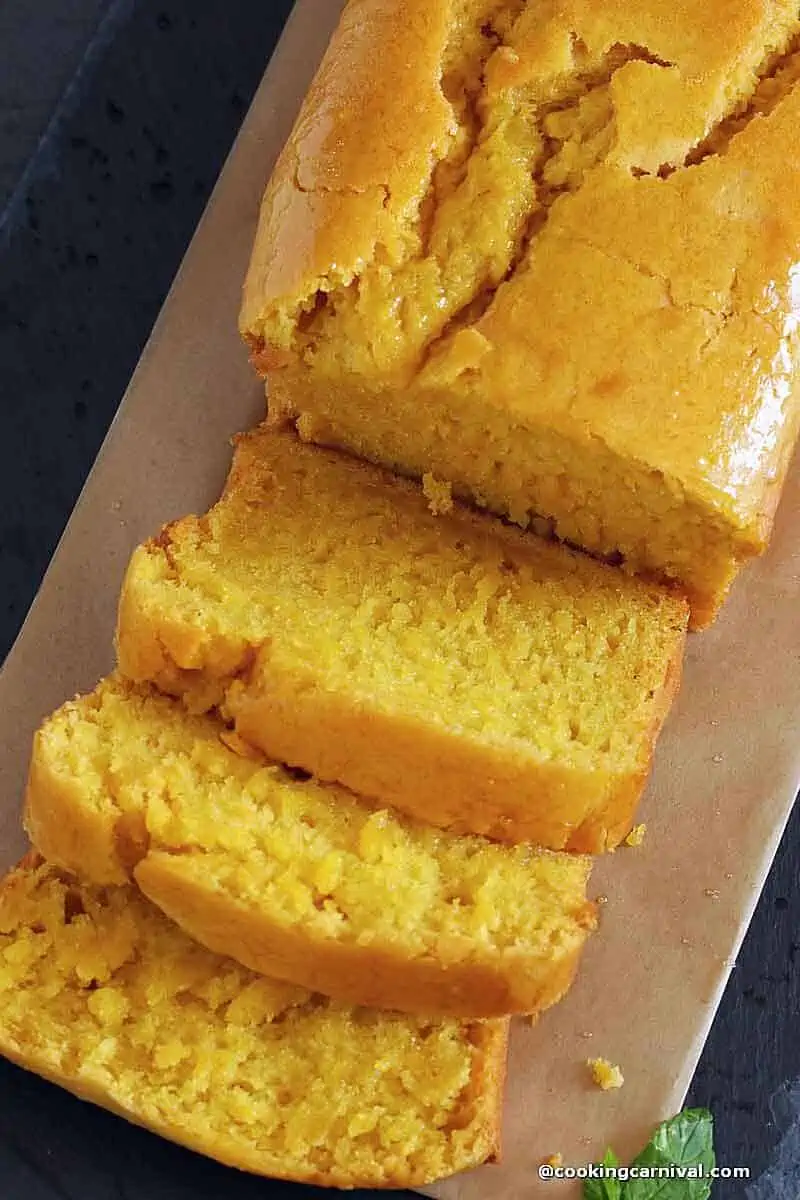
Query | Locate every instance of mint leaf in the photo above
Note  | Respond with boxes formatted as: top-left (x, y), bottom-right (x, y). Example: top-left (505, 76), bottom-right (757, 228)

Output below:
top-left (584, 1148), bottom-right (622, 1199)
top-left (626, 1108), bottom-right (715, 1199)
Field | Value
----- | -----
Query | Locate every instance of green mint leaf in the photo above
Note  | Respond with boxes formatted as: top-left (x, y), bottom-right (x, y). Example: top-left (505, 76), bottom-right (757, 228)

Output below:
top-left (583, 1148), bottom-right (622, 1199)
top-left (625, 1108), bottom-right (715, 1199)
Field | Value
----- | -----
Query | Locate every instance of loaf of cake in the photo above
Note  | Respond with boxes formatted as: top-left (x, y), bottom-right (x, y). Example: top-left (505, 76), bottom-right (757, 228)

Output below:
top-left (0, 855), bottom-right (506, 1187)
top-left (116, 427), bottom-right (687, 852)
top-left (240, 0), bottom-right (800, 626)
top-left (25, 676), bottom-right (597, 1017)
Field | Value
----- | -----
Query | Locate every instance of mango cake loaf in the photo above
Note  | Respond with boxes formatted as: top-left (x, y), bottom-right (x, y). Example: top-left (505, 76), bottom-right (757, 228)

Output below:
top-left (0, 855), bottom-right (507, 1187)
top-left (117, 426), bottom-right (688, 853)
top-left (24, 676), bottom-right (597, 1018)
top-left (240, 0), bottom-right (800, 626)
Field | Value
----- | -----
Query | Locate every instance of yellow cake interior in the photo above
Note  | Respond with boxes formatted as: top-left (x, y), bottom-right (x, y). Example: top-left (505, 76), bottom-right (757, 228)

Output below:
top-left (0, 858), bottom-right (502, 1186)
top-left (121, 430), bottom-right (687, 776)
top-left (32, 678), bottom-right (595, 966)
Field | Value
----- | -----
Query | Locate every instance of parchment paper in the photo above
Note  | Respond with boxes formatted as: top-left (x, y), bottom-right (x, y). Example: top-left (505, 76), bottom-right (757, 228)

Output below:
top-left (0, 3), bottom-right (797, 1196)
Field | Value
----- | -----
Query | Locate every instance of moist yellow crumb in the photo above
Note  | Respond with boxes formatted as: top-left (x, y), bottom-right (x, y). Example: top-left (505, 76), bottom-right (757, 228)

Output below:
top-left (0, 856), bottom-right (507, 1189)
top-left (422, 472), bottom-right (454, 515)
top-left (624, 824), bottom-right (647, 848)
top-left (588, 1058), bottom-right (625, 1091)
top-left (116, 426), bottom-right (688, 853)
top-left (25, 675), bottom-right (597, 1018)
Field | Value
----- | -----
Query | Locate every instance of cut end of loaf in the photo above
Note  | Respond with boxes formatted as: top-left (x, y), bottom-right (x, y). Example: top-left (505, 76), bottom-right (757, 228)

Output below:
top-left (0, 857), bottom-right (506, 1187)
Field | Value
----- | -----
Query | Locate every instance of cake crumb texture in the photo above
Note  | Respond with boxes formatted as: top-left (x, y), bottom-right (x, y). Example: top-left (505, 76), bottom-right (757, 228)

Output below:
top-left (117, 427), bottom-right (688, 852)
top-left (0, 856), bottom-right (507, 1188)
top-left (588, 1057), bottom-right (625, 1091)
top-left (25, 676), bottom-right (597, 1017)
top-left (623, 823), bottom-right (646, 848)
top-left (423, 472), bottom-right (455, 515)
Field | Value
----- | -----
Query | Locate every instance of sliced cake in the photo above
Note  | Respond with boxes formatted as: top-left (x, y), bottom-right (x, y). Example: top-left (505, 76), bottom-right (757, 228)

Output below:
top-left (117, 427), bottom-right (687, 852)
top-left (240, 0), bottom-right (800, 625)
top-left (25, 677), bottom-right (597, 1018)
top-left (0, 855), bottom-right (506, 1187)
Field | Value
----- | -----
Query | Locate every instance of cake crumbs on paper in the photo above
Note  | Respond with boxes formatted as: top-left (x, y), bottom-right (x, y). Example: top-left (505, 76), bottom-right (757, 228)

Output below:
top-left (588, 1058), bottom-right (624, 1091)
top-left (624, 823), bottom-right (647, 848)
top-left (595, 895), bottom-right (608, 906)
top-left (422, 474), bottom-right (454, 516)
top-left (705, 888), bottom-right (721, 900)
top-left (542, 1152), bottom-right (563, 1169)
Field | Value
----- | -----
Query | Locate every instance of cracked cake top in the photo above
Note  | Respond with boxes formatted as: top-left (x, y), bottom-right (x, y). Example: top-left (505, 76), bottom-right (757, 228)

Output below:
top-left (239, 0), bottom-right (800, 623)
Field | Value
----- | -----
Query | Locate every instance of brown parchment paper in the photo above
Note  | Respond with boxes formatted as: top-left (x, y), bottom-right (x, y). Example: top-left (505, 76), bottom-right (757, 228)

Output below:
top-left (0, 2), bottom-right (798, 1196)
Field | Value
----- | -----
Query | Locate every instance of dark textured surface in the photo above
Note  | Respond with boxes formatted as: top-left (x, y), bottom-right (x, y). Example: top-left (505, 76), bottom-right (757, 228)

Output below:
top-left (0, 0), bottom-right (112, 206)
top-left (0, 2), bottom-right (797, 1197)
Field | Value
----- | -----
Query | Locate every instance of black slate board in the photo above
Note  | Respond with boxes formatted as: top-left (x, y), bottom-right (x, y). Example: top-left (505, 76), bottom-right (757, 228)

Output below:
top-left (0, 2), bottom-right (798, 1196)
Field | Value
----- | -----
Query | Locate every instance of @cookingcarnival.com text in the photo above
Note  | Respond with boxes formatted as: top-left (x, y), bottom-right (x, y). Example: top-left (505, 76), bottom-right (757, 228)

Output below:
top-left (539, 1161), bottom-right (751, 1182)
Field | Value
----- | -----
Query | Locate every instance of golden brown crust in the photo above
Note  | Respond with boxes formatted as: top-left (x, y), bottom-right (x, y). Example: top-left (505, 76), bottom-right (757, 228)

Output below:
top-left (462, 1019), bottom-right (509, 1165)
top-left (242, 0), bottom-right (800, 622)
top-left (24, 737), bottom-right (132, 887)
top-left (240, 0), bottom-right (453, 340)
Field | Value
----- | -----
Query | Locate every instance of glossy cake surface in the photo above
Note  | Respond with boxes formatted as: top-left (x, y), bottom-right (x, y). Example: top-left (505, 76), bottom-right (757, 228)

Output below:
top-left (242, 0), bottom-right (800, 623)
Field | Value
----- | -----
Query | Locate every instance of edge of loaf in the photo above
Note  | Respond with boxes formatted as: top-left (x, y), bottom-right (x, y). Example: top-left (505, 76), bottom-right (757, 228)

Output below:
top-left (0, 855), bottom-right (508, 1187)
top-left (240, 0), bottom-right (800, 625)
top-left (114, 426), bottom-right (688, 853)
top-left (24, 676), bottom-right (598, 1018)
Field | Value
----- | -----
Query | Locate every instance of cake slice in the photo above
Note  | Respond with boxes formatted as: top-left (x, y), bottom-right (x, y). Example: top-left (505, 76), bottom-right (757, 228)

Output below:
top-left (240, 0), bottom-right (800, 625)
top-left (117, 427), bottom-right (688, 852)
top-left (0, 855), bottom-right (506, 1187)
top-left (25, 676), bottom-right (597, 1018)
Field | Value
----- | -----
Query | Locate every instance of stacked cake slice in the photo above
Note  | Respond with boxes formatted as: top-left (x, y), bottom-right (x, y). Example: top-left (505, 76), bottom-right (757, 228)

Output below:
top-left (0, 855), bottom-right (506, 1188)
top-left (3, 422), bottom-right (688, 1186)
top-left (11, 0), bottom-right (800, 1185)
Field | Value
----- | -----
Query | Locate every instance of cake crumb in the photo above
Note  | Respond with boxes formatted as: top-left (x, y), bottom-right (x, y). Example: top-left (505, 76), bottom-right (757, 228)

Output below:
top-left (543, 1152), bottom-right (563, 1169)
top-left (422, 474), bottom-right (454, 516)
top-left (624, 823), bottom-right (646, 848)
top-left (219, 729), bottom-right (263, 761)
top-left (587, 1058), bottom-right (624, 1091)
top-left (704, 888), bottom-right (721, 900)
